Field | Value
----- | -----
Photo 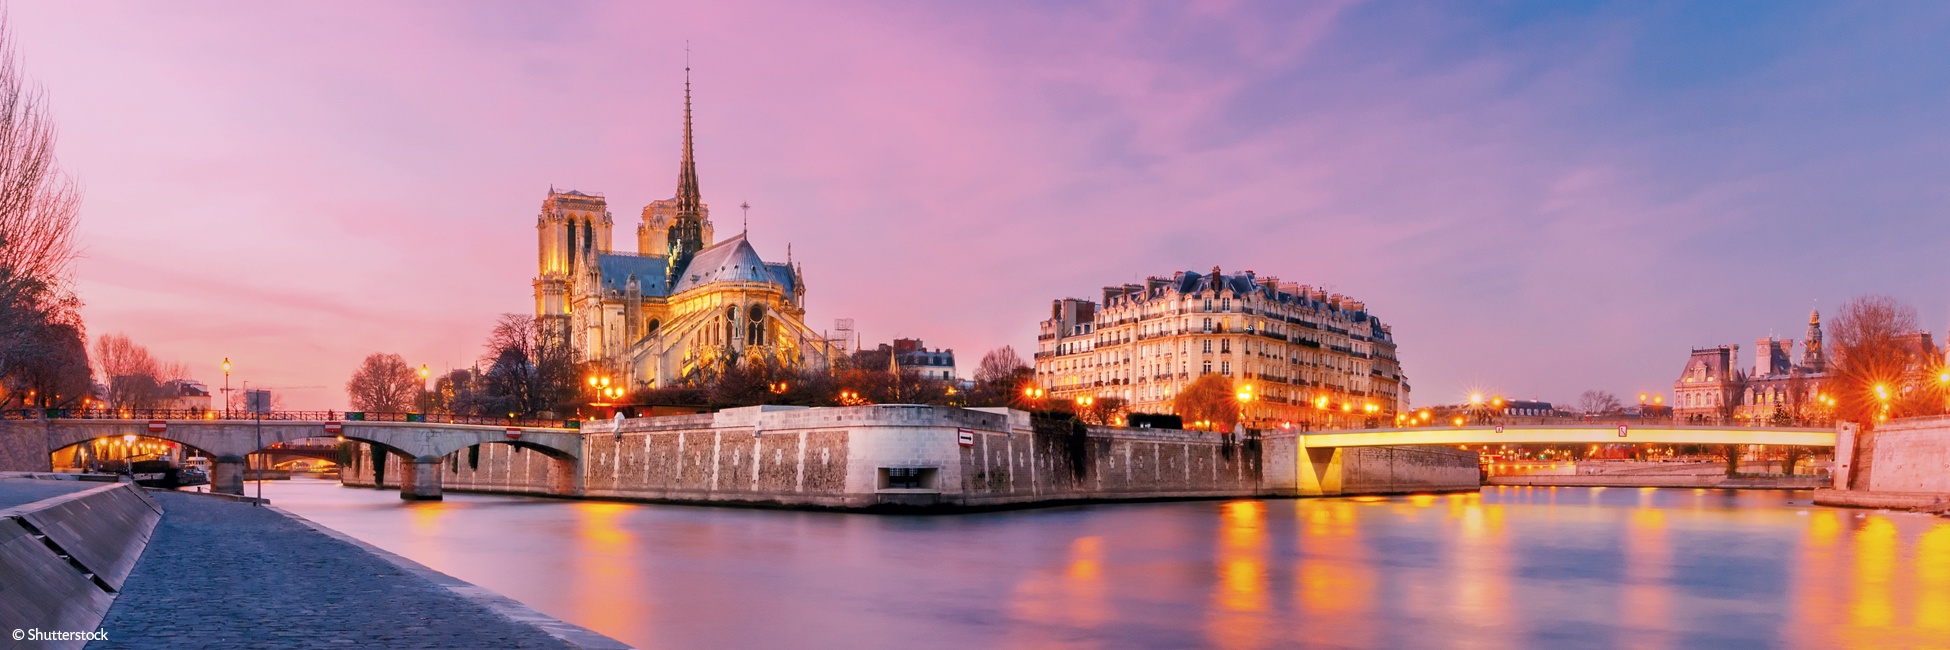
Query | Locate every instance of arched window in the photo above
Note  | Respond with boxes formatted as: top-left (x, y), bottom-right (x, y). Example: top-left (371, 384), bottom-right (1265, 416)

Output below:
top-left (725, 306), bottom-right (739, 346)
top-left (747, 304), bottom-right (766, 346)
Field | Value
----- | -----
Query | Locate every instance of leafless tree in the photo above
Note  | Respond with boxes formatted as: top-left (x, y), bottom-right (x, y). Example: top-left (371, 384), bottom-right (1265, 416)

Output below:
top-left (0, 12), bottom-right (87, 409)
top-left (1576, 390), bottom-right (1622, 416)
top-left (92, 333), bottom-right (188, 409)
top-left (0, 14), bottom-right (78, 293)
top-left (967, 346), bottom-right (1032, 407)
top-left (1830, 294), bottom-right (1928, 425)
top-left (345, 352), bottom-right (420, 413)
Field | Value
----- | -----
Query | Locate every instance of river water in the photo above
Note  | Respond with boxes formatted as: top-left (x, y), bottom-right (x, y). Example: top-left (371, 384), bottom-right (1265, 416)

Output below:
top-left (255, 479), bottom-right (1950, 649)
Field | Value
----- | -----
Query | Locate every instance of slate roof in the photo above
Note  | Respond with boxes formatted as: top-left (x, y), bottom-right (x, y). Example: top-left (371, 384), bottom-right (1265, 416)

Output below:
top-left (595, 253), bottom-right (670, 296)
top-left (669, 233), bottom-right (797, 299)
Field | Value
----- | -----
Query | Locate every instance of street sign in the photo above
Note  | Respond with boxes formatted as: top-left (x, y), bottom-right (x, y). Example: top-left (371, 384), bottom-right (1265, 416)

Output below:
top-left (245, 389), bottom-right (272, 414)
top-left (147, 420), bottom-right (167, 434)
top-left (957, 428), bottom-right (974, 447)
top-left (1618, 425), bottom-right (1629, 437)
top-left (324, 421), bottom-right (342, 435)
top-left (505, 427), bottom-right (523, 439)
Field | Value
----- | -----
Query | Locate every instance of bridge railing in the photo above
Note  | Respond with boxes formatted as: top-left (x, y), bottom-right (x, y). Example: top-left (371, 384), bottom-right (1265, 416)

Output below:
top-left (2, 408), bottom-right (579, 430)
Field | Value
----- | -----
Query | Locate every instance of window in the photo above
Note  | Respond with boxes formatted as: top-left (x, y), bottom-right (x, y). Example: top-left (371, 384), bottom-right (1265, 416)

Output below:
top-left (879, 467), bottom-right (937, 490)
top-left (1203, 318), bottom-right (1213, 333)
top-left (1221, 340), bottom-right (1231, 354)
top-left (1204, 299), bottom-right (1213, 312)
top-left (1202, 361), bottom-right (1212, 375)
top-left (1221, 298), bottom-right (1231, 311)
top-left (1221, 361), bottom-right (1231, 376)
top-left (1202, 340), bottom-right (1213, 353)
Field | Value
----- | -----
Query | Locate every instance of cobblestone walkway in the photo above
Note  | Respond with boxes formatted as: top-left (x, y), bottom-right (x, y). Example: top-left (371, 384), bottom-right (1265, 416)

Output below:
top-left (0, 476), bottom-right (94, 510)
top-left (87, 491), bottom-right (577, 649)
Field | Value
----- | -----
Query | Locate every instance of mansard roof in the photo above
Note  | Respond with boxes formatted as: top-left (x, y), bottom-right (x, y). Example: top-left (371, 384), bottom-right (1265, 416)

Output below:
top-left (671, 233), bottom-right (796, 298)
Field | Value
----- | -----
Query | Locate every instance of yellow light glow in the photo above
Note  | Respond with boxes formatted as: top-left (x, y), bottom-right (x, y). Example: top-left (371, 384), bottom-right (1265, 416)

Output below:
top-left (1469, 393), bottom-right (1483, 405)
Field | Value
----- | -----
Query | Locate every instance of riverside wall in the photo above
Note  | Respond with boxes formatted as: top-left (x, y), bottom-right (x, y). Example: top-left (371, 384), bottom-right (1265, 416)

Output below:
top-left (1857, 416), bottom-right (1950, 493)
top-left (1815, 416), bottom-right (1950, 510)
top-left (342, 405), bottom-right (1480, 509)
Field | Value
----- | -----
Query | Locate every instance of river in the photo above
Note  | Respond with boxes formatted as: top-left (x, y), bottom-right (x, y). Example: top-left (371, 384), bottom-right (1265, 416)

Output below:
top-left (254, 478), bottom-right (1950, 649)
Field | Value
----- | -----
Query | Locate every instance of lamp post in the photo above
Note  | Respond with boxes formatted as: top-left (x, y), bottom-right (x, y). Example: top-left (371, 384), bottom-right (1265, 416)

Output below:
top-left (221, 357), bottom-right (231, 419)
top-left (419, 364), bottom-right (430, 415)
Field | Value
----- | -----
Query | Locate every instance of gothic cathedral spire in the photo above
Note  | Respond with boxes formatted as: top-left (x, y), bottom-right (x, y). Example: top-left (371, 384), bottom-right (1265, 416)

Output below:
top-left (667, 64), bottom-right (707, 288)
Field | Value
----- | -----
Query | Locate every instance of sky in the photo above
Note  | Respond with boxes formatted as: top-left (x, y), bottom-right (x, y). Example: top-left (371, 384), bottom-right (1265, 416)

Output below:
top-left (9, 1), bottom-right (1950, 411)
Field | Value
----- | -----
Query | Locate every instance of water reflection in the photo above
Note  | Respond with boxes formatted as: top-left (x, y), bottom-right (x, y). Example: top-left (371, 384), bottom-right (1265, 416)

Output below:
top-left (258, 479), bottom-right (1950, 650)
top-left (1207, 501), bottom-right (1267, 649)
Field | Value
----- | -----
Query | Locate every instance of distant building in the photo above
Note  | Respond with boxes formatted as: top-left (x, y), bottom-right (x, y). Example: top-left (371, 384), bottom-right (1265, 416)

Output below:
top-left (531, 72), bottom-right (834, 389)
top-left (1673, 310), bottom-right (1832, 425)
top-left (158, 380), bottom-right (212, 412)
top-left (855, 339), bottom-right (957, 381)
top-left (1035, 266), bottom-right (1408, 429)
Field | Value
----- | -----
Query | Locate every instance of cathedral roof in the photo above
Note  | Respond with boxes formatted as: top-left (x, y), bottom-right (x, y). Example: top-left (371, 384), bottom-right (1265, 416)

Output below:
top-left (597, 253), bottom-right (671, 296)
top-left (671, 233), bottom-right (796, 298)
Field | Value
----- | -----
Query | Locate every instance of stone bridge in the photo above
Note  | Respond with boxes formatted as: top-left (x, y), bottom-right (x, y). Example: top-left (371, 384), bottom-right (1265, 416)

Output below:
top-left (11, 419), bottom-right (582, 500)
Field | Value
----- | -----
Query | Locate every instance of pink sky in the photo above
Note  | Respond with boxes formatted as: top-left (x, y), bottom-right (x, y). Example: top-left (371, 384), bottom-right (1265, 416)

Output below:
top-left (12, 2), bottom-right (1950, 410)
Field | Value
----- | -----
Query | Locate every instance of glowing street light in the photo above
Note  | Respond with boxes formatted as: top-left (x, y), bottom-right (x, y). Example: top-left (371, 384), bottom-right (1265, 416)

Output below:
top-left (221, 357), bottom-right (232, 419)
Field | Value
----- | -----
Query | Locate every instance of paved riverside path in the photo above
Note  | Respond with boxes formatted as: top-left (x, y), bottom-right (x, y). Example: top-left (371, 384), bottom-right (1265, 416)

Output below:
top-left (0, 475), bottom-right (95, 509)
top-left (87, 491), bottom-right (583, 650)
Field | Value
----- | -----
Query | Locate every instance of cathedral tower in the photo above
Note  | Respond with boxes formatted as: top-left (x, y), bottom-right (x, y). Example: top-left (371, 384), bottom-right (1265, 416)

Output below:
top-left (1801, 309), bottom-right (1825, 372)
top-left (665, 68), bottom-right (707, 288)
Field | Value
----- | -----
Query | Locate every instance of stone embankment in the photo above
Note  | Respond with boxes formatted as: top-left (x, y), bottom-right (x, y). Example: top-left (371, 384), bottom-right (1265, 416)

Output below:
top-left (1820, 416), bottom-right (1950, 514)
top-left (343, 405), bottom-right (1481, 510)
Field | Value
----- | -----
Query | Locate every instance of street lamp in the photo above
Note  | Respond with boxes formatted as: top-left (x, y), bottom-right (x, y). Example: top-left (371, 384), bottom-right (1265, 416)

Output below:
top-left (221, 357), bottom-right (231, 419)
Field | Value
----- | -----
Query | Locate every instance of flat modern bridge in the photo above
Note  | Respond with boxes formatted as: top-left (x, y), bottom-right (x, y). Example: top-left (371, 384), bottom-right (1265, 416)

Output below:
top-left (1299, 423), bottom-right (1838, 448)
top-left (13, 416), bottom-right (581, 500)
top-left (1279, 423), bottom-right (1837, 497)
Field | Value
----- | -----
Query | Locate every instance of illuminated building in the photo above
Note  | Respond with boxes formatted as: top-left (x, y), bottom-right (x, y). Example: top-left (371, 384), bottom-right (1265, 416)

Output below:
top-left (1034, 266), bottom-right (1408, 429)
top-left (532, 72), bottom-right (833, 388)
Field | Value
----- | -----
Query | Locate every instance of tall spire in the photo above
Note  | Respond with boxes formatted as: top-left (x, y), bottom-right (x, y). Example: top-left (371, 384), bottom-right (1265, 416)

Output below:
top-left (667, 55), bottom-right (707, 288)
top-left (676, 63), bottom-right (700, 217)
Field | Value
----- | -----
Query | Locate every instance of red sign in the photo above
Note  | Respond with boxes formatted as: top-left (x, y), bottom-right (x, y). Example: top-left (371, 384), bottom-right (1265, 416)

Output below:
top-left (324, 421), bottom-right (342, 434)
top-left (146, 420), bottom-right (167, 434)
top-left (957, 428), bottom-right (975, 447)
top-left (505, 428), bottom-right (523, 439)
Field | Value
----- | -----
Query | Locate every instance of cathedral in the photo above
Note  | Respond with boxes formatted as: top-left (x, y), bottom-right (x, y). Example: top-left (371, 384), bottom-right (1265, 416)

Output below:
top-left (532, 73), bottom-right (832, 389)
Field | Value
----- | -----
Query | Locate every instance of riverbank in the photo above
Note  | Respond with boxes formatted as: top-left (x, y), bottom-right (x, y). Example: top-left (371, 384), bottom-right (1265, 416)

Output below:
top-left (340, 405), bottom-right (1482, 509)
top-left (82, 490), bottom-right (630, 649)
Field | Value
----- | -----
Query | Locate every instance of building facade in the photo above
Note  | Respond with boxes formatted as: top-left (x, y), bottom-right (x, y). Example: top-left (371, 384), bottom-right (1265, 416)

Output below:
top-left (533, 74), bottom-right (833, 389)
top-left (1035, 267), bottom-right (1408, 429)
top-left (1672, 310), bottom-right (1831, 425)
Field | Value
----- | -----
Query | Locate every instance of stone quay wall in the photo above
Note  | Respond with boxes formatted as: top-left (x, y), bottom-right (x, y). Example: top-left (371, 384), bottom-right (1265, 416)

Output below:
top-left (1859, 416), bottom-right (1950, 493)
top-left (341, 405), bottom-right (1479, 510)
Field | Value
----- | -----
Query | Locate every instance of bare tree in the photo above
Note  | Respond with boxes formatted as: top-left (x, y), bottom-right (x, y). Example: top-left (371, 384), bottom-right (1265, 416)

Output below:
top-left (345, 352), bottom-right (419, 412)
top-left (93, 333), bottom-right (173, 409)
top-left (0, 12), bottom-right (87, 410)
top-left (1830, 294), bottom-right (1927, 425)
top-left (0, 15), bottom-right (78, 292)
top-left (1576, 390), bottom-right (1622, 416)
top-left (967, 346), bottom-right (1032, 407)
